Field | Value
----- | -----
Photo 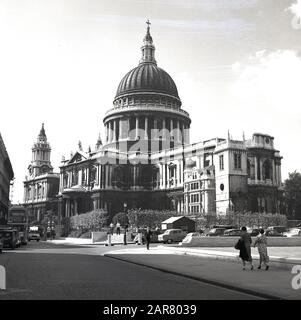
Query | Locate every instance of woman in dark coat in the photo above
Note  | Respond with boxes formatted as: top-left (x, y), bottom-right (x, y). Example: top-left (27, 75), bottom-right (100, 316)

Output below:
top-left (239, 226), bottom-right (254, 270)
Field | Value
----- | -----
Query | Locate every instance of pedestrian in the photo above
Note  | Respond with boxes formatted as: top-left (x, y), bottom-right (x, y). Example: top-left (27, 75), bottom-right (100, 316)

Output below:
top-left (239, 226), bottom-right (254, 270)
top-left (109, 222), bottom-right (114, 235)
top-left (116, 222), bottom-right (121, 235)
top-left (137, 227), bottom-right (143, 245)
top-left (123, 225), bottom-right (128, 245)
top-left (254, 229), bottom-right (269, 270)
top-left (145, 226), bottom-right (152, 250)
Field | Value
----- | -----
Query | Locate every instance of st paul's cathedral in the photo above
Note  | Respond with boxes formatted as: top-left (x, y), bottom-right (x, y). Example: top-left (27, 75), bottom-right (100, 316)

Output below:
top-left (23, 23), bottom-right (283, 221)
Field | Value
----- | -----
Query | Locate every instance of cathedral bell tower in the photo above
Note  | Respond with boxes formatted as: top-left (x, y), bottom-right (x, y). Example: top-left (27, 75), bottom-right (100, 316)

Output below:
top-left (28, 123), bottom-right (53, 177)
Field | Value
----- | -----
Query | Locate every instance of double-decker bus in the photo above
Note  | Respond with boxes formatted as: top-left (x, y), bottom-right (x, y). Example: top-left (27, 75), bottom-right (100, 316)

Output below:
top-left (8, 205), bottom-right (28, 245)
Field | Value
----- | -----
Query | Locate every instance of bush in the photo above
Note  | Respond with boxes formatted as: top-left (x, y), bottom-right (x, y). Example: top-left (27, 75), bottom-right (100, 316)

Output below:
top-left (69, 209), bottom-right (108, 232)
top-left (112, 212), bottom-right (129, 226)
top-left (127, 209), bottom-right (181, 229)
top-left (195, 211), bottom-right (288, 230)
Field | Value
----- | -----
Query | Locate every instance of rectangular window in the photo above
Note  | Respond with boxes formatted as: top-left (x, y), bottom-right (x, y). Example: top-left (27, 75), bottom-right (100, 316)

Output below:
top-left (234, 153), bottom-right (241, 169)
top-left (219, 155), bottom-right (224, 171)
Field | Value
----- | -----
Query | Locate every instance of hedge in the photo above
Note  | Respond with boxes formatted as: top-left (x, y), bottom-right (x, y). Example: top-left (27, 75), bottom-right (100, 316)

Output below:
top-left (69, 209), bottom-right (108, 232)
top-left (126, 209), bottom-right (181, 229)
top-left (195, 211), bottom-right (288, 230)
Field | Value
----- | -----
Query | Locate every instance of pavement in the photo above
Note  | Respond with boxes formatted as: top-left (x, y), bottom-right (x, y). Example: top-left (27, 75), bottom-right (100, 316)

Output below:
top-left (47, 238), bottom-right (301, 300)
top-left (103, 245), bottom-right (301, 300)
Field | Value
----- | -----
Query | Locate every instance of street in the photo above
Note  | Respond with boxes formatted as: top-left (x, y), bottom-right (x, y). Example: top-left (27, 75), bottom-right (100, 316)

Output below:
top-left (0, 241), bottom-right (261, 300)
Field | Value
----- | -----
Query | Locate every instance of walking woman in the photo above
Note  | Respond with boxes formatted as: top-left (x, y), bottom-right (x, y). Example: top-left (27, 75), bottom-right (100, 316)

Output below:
top-left (239, 226), bottom-right (254, 270)
top-left (254, 229), bottom-right (269, 270)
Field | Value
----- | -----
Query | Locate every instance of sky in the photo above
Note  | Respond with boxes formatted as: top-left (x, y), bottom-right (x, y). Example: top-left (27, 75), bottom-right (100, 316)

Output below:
top-left (1, 0), bottom-right (301, 203)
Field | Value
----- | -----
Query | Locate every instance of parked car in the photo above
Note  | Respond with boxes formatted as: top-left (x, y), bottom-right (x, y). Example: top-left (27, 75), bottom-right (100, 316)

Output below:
top-left (28, 230), bottom-right (41, 242)
top-left (283, 228), bottom-right (301, 237)
top-left (267, 226), bottom-right (288, 234)
top-left (206, 228), bottom-right (226, 236)
top-left (265, 229), bottom-right (286, 237)
top-left (223, 229), bottom-right (242, 236)
top-left (0, 229), bottom-right (19, 249)
top-left (248, 228), bottom-right (260, 236)
top-left (158, 229), bottom-right (187, 244)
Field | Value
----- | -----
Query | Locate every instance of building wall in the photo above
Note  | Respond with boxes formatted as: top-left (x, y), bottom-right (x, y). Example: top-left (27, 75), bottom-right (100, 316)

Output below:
top-left (0, 133), bottom-right (14, 224)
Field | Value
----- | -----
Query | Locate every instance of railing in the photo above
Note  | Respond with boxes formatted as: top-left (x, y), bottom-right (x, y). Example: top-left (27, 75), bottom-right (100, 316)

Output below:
top-left (104, 104), bottom-right (190, 118)
top-left (247, 178), bottom-right (277, 186)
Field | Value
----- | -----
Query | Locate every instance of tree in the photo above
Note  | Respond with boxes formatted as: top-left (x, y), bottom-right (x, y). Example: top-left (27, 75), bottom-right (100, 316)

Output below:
top-left (112, 212), bottom-right (129, 227)
top-left (283, 171), bottom-right (301, 219)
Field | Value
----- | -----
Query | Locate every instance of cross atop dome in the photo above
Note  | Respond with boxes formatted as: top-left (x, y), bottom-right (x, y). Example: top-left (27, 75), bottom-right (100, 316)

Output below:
top-left (141, 20), bottom-right (156, 65)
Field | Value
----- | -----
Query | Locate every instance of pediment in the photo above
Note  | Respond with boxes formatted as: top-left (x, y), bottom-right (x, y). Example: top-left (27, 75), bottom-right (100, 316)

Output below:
top-left (68, 151), bottom-right (88, 164)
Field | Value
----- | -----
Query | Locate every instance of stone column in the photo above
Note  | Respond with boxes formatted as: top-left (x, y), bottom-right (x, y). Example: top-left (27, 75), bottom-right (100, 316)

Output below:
top-left (98, 165), bottom-right (102, 188)
top-left (105, 165), bottom-right (109, 188)
top-left (119, 118), bottom-right (123, 140)
top-left (254, 156), bottom-right (258, 182)
top-left (177, 120), bottom-right (181, 143)
top-left (135, 116), bottom-right (139, 140)
top-left (185, 195), bottom-right (189, 214)
top-left (259, 158), bottom-right (263, 181)
top-left (153, 118), bottom-right (157, 139)
top-left (108, 122), bottom-right (112, 142)
top-left (170, 118), bottom-right (173, 138)
top-left (162, 118), bottom-right (166, 139)
top-left (272, 159), bottom-right (276, 184)
top-left (144, 116), bottom-right (148, 139)
top-left (177, 161), bottom-right (181, 186)
top-left (112, 120), bottom-right (116, 142)
top-left (159, 164), bottom-right (163, 188)
top-left (162, 164), bottom-right (166, 188)
top-left (109, 165), bottom-right (112, 187)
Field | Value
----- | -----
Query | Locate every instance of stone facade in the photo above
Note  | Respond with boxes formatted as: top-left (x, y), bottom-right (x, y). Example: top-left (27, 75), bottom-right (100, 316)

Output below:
top-left (56, 24), bottom-right (283, 221)
top-left (23, 124), bottom-right (59, 223)
top-left (0, 133), bottom-right (14, 224)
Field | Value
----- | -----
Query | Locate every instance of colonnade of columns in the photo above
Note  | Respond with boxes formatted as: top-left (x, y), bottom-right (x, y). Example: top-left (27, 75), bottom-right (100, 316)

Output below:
top-left (252, 156), bottom-right (281, 185)
top-left (104, 116), bottom-right (190, 145)
top-left (158, 160), bottom-right (184, 189)
top-left (25, 180), bottom-right (49, 202)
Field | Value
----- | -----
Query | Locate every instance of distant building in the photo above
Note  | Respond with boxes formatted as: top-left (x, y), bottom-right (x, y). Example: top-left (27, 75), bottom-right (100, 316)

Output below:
top-left (23, 124), bottom-right (59, 223)
top-left (55, 23), bottom-right (283, 221)
top-left (0, 133), bottom-right (14, 224)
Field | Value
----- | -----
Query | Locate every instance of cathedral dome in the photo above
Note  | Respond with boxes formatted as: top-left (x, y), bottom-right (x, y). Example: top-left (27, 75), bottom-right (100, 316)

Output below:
top-left (114, 20), bottom-right (180, 103)
top-left (115, 63), bottom-right (179, 100)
